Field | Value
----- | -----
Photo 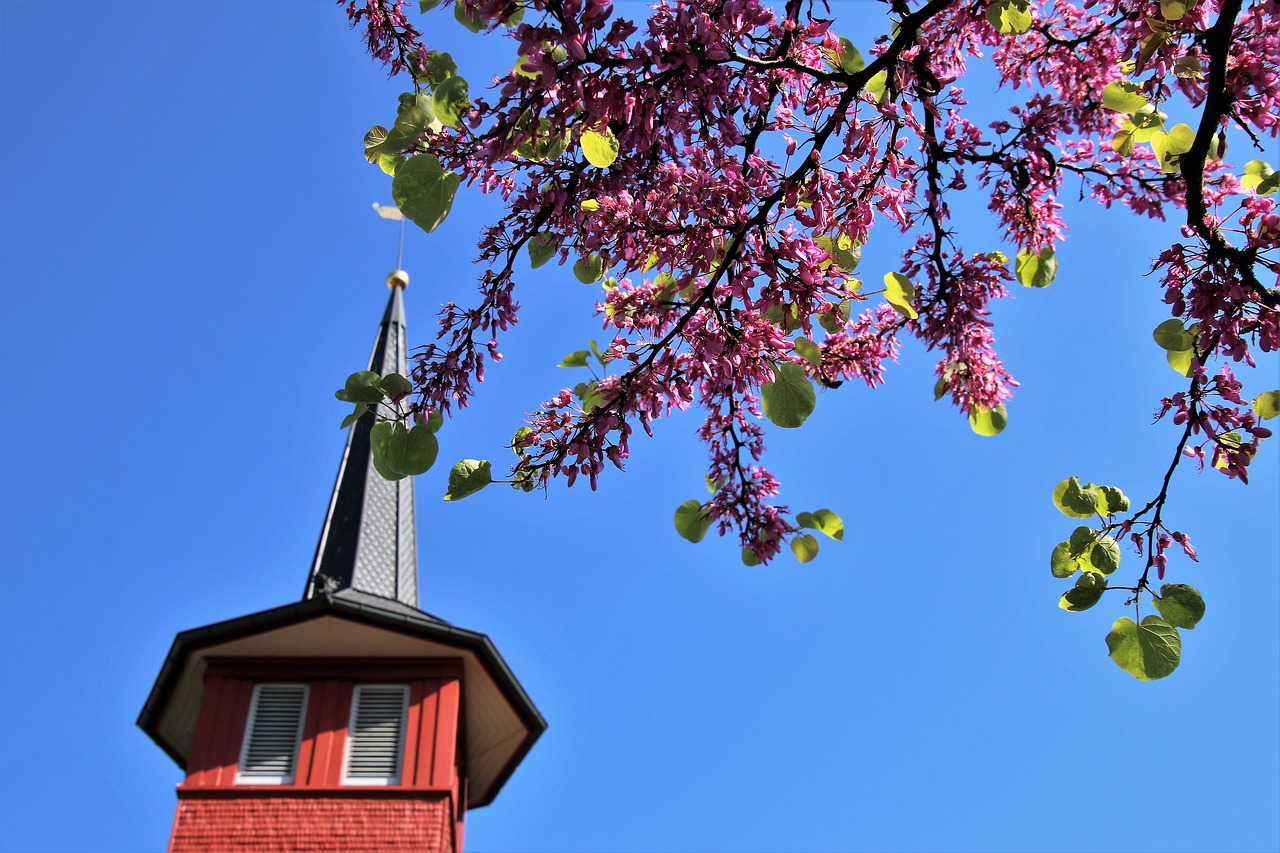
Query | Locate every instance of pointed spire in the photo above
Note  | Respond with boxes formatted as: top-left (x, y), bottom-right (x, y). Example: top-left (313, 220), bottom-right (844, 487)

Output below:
top-left (305, 272), bottom-right (418, 608)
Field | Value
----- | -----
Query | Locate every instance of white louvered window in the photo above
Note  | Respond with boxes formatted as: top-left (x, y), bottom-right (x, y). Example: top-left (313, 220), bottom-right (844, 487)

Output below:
top-left (342, 684), bottom-right (409, 785)
top-left (236, 683), bottom-right (309, 784)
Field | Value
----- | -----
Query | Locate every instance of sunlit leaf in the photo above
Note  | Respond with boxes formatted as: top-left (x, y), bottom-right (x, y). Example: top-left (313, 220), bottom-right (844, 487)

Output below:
top-left (573, 254), bottom-right (606, 283)
top-left (392, 154), bottom-right (460, 234)
top-left (794, 337), bottom-right (822, 366)
top-left (340, 404), bottom-right (369, 430)
top-left (985, 0), bottom-right (1033, 34)
top-left (1015, 246), bottom-right (1057, 288)
top-left (1241, 160), bottom-right (1279, 195)
top-left (968, 405), bottom-right (1008, 437)
top-left (1060, 572), bottom-right (1106, 612)
top-left (761, 362), bottom-right (817, 428)
top-left (1106, 615), bottom-right (1181, 681)
top-left (581, 128), bottom-right (620, 168)
top-left (674, 499), bottom-right (713, 543)
top-left (883, 271), bottom-right (918, 319)
top-left (529, 232), bottom-right (558, 268)
top-left (1154, 583), bottom-right (1205, 629)
top-left (432, 75), bottom-right (471, 129)
top-left (1150, 123), bottom-right (1195, 174)
top-left (1053, 476), bottom-right (1099, 519)
top-left (336, 370), bottom-right (386, 404)
top-left (1099, 485), bottom-right (1130, 514)
top-left (810, 509), bottom-right (844, 541)
top-left (1166, 347), bottom-right (1194, 377)
top-left (444, 458), bottom-right (492, 500)
top-left (1252, 390), bottom-right (1280, 420)
top-left (1087, 536), bottom-right (1121, 575)
top-left (364, 125), bottom-right (389, 164)
top-left (791, 534), bottom-right (820, 563)
top-left (1153, 318), bottom-right (1193, 351)
top-left (1102, 80), bottom-right (1149, 114)
top-left (558, 349), bottom-right (590, 368)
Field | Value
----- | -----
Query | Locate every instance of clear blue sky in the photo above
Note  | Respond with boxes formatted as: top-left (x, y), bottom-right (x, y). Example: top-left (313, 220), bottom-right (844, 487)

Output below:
top-left (1, 4), bottom-right (1276, 852)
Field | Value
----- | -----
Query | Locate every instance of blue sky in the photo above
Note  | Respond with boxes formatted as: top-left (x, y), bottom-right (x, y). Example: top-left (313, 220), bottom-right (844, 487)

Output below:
top-left (1, 3), bottom-right (1277, 852)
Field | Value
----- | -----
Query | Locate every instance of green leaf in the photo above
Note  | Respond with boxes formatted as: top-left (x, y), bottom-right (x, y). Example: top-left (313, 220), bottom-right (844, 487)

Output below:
top-left (866, 71), bottom-right (888, 103)
top-left (378, 153), bottom-right (405, 176)
top-left (1154, 583), bottom-right (1206, 629)
top-left (581, 128), bottom-right (620, 168)
top-left (883, 272), bottom-right (918, 319)
top-left (379, 372), bottom-right (413, 397)
top-left (371, 421), bottom-right (437, 480)
top-left (1053, 476), bottom-right (1099, 519)
top-left (1068, 525), bottom-right (1095, 556)
top-left (1173, 55), bottom-right (1203, 79)
top-left (810, 509), bottom-right (844, 541)
top-left (511, 425), bottom-right (533, 453)
top-left (1050, 540), bottom-right (1081, 578)
top-left (573, 254), bottom-right (606, 283)
top-left (380, 93), bottom-right (437, 154)
top-left (340, 404), bottom-right (369, 430)
top-left (336, 371), bottom-right (386, 404)
top-left (1106, 615), bottom-right (1182, 681)
top-left (793, 337), bottom-right (822, 367)
top-left (985, 0), bottom-right (1033, 34)
top-left (579, 199), bottom-right (600, 212)
top-left (411, 50), bottom-right (457, 86)
top-left (791, 534), bottom-right (820, 563)
top-left (454, 1), bottom-right (485, 31)
top-left (818, 299), bottom-right (852, 334)
top-left (674, 499), bottom-right (713, 543)
top-left (432, 75), bottom-right (471, 129)
top-left (1060, 572), bottom-right (1107, 612)
top-left (444, 458), bottom-right (492, 501)
top-left (392, 154), bottom-right (460, 234)
top-left (500, 3), bottom-right (524, 26)
top-left (364, 125), bottom-right (389, 164)
top-left (1102, 80), bottom-right (1149, 114)
top-left (1152, 318), bottom-right (1193, 351)
top-left (424, 409), bottom-right (444, 433)
top-left (1015, 247), bottom-right (1057, 288)
top-left (1160, 0), bottom-right (1191, 20)
top-left (968, 405), bottom-right (1008, 437)
top-left (761, 362), bottom-right (817, 429)
top-left (1166, 347), bottom-right (1194, 377)
top-left (558, 350), bottom-right (590, 368)
top-left (528, 233), bottom-right (558, 268)
top-left (1099, 485), bottom-right (1130, 515)
top-left (1088, 536), bottom-right (1121, 575)
top-left (741, 547), bottom-right (761, 567)
top-left (1253, 390), bottom-right (1280, 420)
top-left (1241, 160), bottom-right (1279, 195)
top-left (1150, 123), bottom-right (1195, 173)
top-left (826, 36), bottom-right (865, 74)
top-left (419, 0), bottom-right (440, 10)
top-left (573, 380), bottom-right (604, 412)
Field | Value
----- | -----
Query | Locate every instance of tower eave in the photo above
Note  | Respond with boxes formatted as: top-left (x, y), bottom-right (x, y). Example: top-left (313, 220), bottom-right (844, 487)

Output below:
top-left (138, 591), bottom-right (545, 809)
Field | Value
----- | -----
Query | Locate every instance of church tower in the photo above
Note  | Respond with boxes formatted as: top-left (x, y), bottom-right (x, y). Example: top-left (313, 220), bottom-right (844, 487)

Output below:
top-left (138, 273), bottom-right (544, 852)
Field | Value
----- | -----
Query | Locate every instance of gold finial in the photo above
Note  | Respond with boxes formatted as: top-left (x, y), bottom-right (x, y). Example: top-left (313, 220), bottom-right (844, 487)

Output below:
top-left (387, 269), bottom-right (410, 289)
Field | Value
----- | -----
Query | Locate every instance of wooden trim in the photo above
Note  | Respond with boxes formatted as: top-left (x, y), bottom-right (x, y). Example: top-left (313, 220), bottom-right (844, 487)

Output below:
top-left (204, 657), bottom-right (462, 681)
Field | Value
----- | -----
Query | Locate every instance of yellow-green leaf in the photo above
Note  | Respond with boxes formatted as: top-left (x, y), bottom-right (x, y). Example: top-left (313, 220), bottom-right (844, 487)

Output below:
top-left (1101, 80), bottom-right (1149, 114)
top-left (968, 405), bottom-right (1008, 437)
top-left (883, 272), bottom-right (918, 319)
top-left (1253, 390), bottom-right (1280, 420)
top-left (581, 128), bottom-right (620, 168)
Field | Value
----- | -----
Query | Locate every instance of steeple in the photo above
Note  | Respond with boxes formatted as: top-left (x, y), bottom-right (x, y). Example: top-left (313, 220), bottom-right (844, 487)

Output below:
top-left (305, 270), bottom-right (418, 608)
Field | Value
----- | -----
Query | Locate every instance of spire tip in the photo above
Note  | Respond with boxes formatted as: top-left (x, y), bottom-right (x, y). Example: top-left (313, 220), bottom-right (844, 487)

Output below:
top-left (387, 269), bottom-right (409, 289)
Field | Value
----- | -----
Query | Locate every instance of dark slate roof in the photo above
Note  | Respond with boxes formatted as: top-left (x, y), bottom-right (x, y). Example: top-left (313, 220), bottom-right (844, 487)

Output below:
top-left (305, 284), bottom-right (418, 608)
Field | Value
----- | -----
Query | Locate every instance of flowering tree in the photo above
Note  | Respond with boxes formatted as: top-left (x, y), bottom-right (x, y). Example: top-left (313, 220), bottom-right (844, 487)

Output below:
top-left (335, 0), bottom-right (1278, 679)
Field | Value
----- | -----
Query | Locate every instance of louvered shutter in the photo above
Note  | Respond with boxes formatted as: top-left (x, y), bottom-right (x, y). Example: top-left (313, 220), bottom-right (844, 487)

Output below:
top-left (343, 684), bottom-right (409, 784)
top-left (236, 683), bottom-right (309, 784)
